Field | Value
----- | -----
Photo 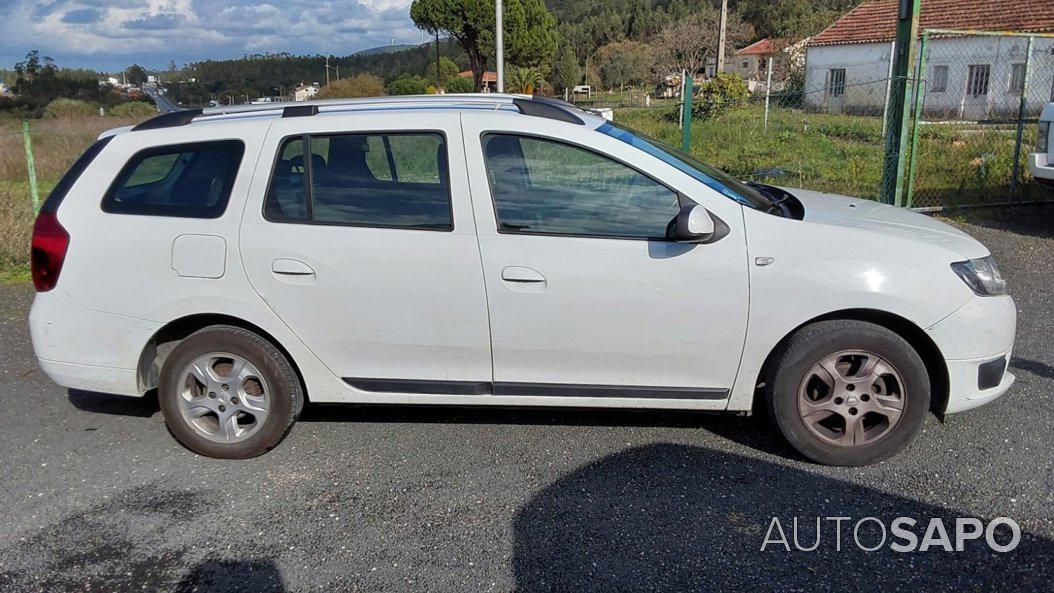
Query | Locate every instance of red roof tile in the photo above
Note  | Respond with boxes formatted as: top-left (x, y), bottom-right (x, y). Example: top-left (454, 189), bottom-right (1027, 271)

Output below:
top-left (810, 0), bottom-right (1054, 46)
top-left (736, 39), bottom-right (775, 55)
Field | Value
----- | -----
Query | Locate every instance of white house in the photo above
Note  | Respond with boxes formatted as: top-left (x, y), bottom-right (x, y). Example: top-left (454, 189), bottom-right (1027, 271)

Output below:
top-left (804, 0), bottom-right (1054, 119)
top-left (294, 83), bottom-right (319, 102)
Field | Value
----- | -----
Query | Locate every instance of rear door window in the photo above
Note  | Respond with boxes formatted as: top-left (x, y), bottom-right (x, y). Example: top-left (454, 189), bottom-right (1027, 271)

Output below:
top-left (265, 132), bottom-right (452, 230)
top-left (102, 140), bottom-right (244, 218)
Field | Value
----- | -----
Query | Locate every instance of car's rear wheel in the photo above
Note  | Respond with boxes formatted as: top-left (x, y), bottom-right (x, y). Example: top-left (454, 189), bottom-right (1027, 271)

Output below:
top-left (765, 320), bottom-right (930, 466)
top-left (158, 325), bottom-right (302, 459)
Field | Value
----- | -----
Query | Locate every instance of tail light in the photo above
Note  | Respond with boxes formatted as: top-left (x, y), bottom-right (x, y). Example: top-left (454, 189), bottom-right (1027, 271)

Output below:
top-left (31, 212), bottom-right (70, 292)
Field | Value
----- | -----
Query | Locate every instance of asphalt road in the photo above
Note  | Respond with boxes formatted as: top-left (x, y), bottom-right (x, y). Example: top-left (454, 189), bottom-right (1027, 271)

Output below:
top-left (0, 212), bottom-right (1052, 592)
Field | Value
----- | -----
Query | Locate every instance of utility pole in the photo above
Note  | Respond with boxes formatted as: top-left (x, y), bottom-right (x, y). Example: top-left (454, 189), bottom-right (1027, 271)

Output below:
top-left (325, 56), bottom-right (330, 86)
top-left (435, 30), bottom-right (441, 90)
top-left (716, 0), bottom-right (728, 74)
top-left (496, 0), bottom-right (504, 93)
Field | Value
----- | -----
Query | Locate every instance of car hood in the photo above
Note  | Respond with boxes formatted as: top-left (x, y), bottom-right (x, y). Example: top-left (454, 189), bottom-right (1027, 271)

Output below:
top-left (782, 187), bottom-right (990, 259)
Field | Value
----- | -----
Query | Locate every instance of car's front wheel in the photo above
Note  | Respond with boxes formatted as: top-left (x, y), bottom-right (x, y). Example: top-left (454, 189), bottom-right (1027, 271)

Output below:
top-left (765, 320), bottom-right (930, 466)
top-left (158, 325), bottom-right (303, 459)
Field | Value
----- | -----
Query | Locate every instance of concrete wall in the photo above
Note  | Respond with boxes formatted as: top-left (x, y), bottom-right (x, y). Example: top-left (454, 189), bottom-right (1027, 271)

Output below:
top-left (805, 36), bottom-right (1054, 119)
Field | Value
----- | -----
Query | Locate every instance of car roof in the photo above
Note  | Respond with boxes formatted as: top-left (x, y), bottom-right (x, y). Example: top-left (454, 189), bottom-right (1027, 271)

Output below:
top-left (101, 94), bottom-right (608, 139)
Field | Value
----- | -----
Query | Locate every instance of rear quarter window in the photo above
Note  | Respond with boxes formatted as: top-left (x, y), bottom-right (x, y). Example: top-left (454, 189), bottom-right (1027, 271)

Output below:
top-left (101, 140), bottom-right (245, 218)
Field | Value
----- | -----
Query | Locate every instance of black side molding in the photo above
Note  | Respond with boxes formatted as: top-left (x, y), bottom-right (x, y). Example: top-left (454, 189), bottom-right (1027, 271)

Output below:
top-left (493, 382), bottom-right (728, 399)
top-left (344, 378), bottom-right (728, 400)
top-left (283, 104), bottom-right (318, 118)
top-left (131, 108), bottom-right (203, 131)
top-left (346, 378), bottom-right (491, 396)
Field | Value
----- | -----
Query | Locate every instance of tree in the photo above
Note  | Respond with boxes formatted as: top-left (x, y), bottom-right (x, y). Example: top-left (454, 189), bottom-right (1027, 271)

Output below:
top-left (411, 0), bottom-right (493, 92)
top-left (411, 0), bottom-right (560, 91)
top-left (125, 64), bottom-right (148, 86)
top-left (387, 73), bottom-right (429, 95)
top-left (14, 51), bottom-right (56, 82)
top-left (506, 66), bottom-right (545, 94)
top-left (653, 9), bottom-right (753, 78)
top-left (552, 45), bottom-right (582, 92)
top-left (435, 56), bottom-right (460, 87)
top-left (592, 40), bottom-right (654, 89)
top-left (316, 73), bottom-right (386, 98)
top-left (502, 0), bottom-right (560, 72)
top-left (444, 75), bottom-right (475, 93)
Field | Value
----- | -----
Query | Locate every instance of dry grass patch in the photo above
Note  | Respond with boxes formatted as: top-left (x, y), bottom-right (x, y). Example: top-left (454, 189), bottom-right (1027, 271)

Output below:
top-left (0, 116), bottom-right (146, 280)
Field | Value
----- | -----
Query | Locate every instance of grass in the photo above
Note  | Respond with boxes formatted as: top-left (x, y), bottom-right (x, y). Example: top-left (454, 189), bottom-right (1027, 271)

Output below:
top-left (0, 115), bottom-right (145, 282)
top-left (614, 104), bottom-right (1050, 207)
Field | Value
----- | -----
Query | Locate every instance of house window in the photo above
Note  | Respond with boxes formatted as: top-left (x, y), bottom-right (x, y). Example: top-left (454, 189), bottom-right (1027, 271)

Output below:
top-left (1008, 63), bottom-right (1026, 94)
top-left (742, 60), bottom-right (749, 69)
top-left (931, 65), bottom-right (948, 93)
top-left (827, 68), bottom-right (846, 97)
top-left (967, 64), bottom-right (990, 97)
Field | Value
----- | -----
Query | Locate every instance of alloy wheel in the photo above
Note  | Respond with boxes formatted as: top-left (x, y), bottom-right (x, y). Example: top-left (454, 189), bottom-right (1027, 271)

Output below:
top-left (796, 350), bottom-right (906, 447)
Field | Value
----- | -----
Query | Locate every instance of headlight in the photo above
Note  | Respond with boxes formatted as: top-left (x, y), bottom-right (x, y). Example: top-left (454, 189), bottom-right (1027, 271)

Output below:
top-left (951, 256), bottom-right (1007, 296)
top-left (1038, 121), bottom-right (1049, 153)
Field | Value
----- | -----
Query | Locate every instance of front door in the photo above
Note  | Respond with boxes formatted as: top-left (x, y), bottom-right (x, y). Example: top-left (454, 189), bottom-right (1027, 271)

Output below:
top-left (461, 115), bottom-right (750, 402)
top-left (240, 113), bottom-right (492, 390)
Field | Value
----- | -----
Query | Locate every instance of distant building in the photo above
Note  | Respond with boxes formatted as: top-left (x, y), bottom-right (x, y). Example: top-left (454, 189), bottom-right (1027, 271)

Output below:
top-left (294, 83), bottom-right (319, 102)
top-left (805, 0), bottom-right (1054, 118)
top-left (729, 38), bottom-right (790, 84)
top-left (457, 70), bottom-right (498, 92)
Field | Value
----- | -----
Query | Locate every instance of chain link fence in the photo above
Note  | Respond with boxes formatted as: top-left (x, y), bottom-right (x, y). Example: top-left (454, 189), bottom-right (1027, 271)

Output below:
top-left (575, 32), bottom-right (1054, 211)
top-left (907, 30), bottom-right (1054, 210)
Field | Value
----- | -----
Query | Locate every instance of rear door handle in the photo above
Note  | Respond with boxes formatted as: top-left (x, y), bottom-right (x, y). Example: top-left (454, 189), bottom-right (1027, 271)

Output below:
top-left (501, 266), bottom-right (546, 283)
top-left (271, 258), bottom-right (315, 276)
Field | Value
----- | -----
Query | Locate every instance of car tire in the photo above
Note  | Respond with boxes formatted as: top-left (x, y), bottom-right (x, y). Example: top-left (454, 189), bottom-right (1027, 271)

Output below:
top-left (158, 325), bottom-right (303, 459)
top-left (765, 320), bottom-right (930, 466)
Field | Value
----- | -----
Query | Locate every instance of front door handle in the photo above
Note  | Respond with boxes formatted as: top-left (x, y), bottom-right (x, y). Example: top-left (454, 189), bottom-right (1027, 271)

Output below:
top-left (272, 258), bottom-right (315, 276)
top-left (501, 266), bottom-right (546, 283)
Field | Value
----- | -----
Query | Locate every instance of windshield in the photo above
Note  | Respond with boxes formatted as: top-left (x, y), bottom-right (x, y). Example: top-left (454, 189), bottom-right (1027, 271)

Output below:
top-left (597, 121), bottom-right (773, 211)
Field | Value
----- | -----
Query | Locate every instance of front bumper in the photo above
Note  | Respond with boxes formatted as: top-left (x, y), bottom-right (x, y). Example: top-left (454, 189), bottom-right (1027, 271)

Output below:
top-left (1028, 152), bottom-right (1054, 186)
top-left (926, 294), bottom-right (1017, 414)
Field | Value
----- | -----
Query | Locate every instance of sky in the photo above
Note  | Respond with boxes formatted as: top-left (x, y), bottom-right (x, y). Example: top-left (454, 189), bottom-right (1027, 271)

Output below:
top-left (0, 0), bottom-right (426, 72)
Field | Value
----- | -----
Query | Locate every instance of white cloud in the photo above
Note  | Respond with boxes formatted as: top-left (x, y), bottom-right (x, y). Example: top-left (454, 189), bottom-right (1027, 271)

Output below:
top-left (1, 0), bottom-right (420, 69)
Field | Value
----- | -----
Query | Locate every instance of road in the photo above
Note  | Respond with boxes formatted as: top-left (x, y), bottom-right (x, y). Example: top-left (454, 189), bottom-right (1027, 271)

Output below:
top-left (144, 84), bottom-right (179, 113)
top-left (0, 212), bottom-right (1052, 592)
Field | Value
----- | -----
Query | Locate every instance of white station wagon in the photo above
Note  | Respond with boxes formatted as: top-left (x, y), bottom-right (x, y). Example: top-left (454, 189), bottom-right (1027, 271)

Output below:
top-left (29, 95), bottom-right (1016, 465)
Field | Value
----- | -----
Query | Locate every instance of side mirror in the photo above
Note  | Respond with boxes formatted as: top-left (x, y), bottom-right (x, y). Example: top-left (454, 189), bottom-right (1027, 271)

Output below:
top-left (674, 204), bottom-right (715, 243)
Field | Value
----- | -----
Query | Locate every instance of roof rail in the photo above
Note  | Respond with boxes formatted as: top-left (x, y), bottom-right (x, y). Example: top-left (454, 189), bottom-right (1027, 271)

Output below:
top-left (129, 94), bottom-right (591, 131)
top-left (131, 108), bottom-right (202, 131)
top-left (513, 97), bottom-right (584, 125)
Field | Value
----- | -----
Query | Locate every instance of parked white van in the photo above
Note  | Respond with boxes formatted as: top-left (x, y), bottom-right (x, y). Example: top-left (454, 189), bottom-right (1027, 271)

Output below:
top-left (29, 95), bottom-right (1015, 465)
top-left (1029, 102), bottom-right (1053, 187)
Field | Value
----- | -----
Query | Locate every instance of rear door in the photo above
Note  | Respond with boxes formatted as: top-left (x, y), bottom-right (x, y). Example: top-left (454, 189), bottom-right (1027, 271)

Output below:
top-left (240, 112), bottom-right (492, 392)
top-left (461, 114), bottom-right (750, 404)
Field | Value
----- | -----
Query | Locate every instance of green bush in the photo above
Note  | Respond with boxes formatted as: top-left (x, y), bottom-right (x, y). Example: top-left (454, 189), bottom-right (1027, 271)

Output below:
top-left (692, 73), bottom-right (749, 120)
top-left (43, 98), bottom-right (99, 119)
top-left (444, 76), bottom-right (474, 94)
top-left (107, 101), bottom-right (157, 118)
top-left (387, 74), bottom-right (428, 96)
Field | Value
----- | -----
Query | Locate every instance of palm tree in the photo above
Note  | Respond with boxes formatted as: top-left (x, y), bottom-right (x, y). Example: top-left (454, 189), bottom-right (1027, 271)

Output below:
top-left (506, 67), bottom-right (546, 94)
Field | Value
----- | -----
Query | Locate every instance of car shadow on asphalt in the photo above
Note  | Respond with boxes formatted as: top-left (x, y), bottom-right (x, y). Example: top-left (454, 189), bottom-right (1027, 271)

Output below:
top-left (1010, 356), bottom-right (1054, 380)
top-left (67, 388), bottom-right (160, 417)
top-left (947, 203), bottom-right (1054, 239)
top-left (65, 388), bottom-right (803, 461)
top-left (300, 403), bottom-right (802, 460)
top-left (511, 443), bottom-right (1054, 592)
